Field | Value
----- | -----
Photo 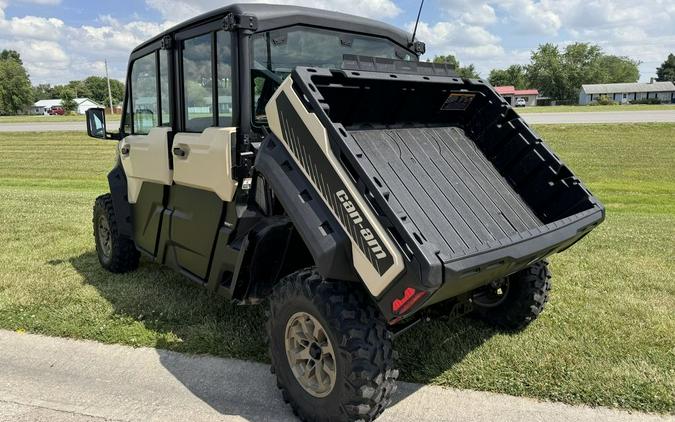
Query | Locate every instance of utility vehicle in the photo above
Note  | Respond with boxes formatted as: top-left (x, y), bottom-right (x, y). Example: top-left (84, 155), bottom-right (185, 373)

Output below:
top-left (86, 4), bottom-right (604, 421)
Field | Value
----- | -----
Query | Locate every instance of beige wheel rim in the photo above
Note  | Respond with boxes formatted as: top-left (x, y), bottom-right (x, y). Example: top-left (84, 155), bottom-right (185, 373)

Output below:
top-left (97, 215), bottom-right (112, 258)
top-left (284, 312), bottom-right (337, 398)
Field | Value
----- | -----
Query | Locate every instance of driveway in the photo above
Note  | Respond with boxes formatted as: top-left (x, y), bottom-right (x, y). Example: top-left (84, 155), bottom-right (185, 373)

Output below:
top-left (0, 110), bottom-right (674, 133)
top-left (1, 330), bottom-right (671, 422)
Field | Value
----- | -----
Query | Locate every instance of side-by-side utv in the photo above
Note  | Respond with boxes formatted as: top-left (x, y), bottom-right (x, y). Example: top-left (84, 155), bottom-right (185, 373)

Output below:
top-left (85, 4), bottom-right (604, 421)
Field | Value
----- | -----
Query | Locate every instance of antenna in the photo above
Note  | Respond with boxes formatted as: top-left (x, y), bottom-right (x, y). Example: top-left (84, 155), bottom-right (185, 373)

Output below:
top-left (411, 0), bottom-right (425, 44)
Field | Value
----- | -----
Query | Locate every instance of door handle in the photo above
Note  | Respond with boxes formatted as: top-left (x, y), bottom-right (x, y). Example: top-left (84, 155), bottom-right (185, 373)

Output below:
top-left (173, 146), bottom-right (188, 158)
top-left (120, 145), bottom-right (130, 156)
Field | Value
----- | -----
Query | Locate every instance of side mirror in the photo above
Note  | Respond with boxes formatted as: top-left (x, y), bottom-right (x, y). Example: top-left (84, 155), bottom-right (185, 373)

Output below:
top-left (86, 108), bottom-right (120, 140)
top-left (86, 108), bottom-right (106, 139)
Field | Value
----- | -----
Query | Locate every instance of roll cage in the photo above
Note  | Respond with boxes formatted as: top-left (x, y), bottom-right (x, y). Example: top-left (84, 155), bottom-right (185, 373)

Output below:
top-left (118, 4), bottom-right (421, 174)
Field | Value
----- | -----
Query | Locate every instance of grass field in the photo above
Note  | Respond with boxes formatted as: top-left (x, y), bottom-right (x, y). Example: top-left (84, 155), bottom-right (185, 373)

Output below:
top-left (0, 125), bottom-right (673, 414)
top-left (518, 104), bottom-right (675, 113)
top-left (0, 114), bottom-right (120, 123)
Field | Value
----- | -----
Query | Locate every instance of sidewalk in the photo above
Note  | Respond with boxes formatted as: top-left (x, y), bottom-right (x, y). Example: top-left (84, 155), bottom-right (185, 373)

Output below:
top-left (0, 330), bottom-right (671, 422)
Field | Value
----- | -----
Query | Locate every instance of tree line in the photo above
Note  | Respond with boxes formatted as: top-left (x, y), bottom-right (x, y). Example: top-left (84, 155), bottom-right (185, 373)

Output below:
top-left (433, 43), bottom-right (675, 102)
top-left (2, 45), bottom-right (674, 115)
top-left (0, 49), bottom-right (124, 115)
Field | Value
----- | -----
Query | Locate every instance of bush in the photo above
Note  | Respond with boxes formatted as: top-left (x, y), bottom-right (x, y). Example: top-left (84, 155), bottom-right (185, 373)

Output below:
top-left (593, 95), bottom-right (616, 105)
top-left (629, 98), bottom-right (663, 105)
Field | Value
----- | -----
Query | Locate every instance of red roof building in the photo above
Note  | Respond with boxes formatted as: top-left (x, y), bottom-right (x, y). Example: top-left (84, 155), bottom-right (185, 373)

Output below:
top-left (494, 86), bottom-right (540, 107)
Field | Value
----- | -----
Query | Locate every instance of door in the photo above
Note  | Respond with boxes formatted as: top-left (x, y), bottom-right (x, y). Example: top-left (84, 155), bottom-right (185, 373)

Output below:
top-left (166, 28), bottom-right (237, 279)
top-left (119, 49), bottom-right (173, 255)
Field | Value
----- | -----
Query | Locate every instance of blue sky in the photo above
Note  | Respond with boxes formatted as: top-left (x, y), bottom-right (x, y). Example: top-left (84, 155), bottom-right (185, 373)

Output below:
top-left (0, 0), bottom-right (673, 85)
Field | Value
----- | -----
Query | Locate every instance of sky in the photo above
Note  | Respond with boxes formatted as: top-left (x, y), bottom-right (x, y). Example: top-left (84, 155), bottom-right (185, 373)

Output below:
top-left (0, 0), bottom-right (673, 85)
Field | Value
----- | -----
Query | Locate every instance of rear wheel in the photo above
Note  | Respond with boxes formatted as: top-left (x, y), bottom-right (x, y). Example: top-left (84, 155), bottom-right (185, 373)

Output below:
top-left (93, 194), bottom-right (139, 273)
top-left (472, 260), bottom-right (552, 331)
top-left (268, 268), bottom-right (398, 422)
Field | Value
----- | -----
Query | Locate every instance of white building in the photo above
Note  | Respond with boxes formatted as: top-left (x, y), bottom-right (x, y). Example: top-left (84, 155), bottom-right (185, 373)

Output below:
top-left (579, 81), bottom-right (675, 105)
top-left (31, 98), bottom-right (103, 115)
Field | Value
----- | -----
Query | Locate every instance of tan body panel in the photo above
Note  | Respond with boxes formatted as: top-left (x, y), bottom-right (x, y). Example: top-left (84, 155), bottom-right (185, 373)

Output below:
top-left (119, 127), bottom-right (173, 204)
top-left (265, 78), bottom-right (404, 296)
top-left (172, 127), bottom-right (238, 202)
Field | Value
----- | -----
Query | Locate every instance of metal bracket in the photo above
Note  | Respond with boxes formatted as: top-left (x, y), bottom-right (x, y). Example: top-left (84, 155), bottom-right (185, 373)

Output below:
top-left (410, 40), bottom-right (426, 56)
top-left (223, 12), bottom-right (258, 32)
top-left (161, 35), bottom-right (173, 50)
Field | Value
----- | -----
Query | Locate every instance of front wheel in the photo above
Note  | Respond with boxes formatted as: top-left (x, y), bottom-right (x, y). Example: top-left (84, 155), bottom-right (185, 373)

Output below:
top-left (93, 194), bottom-right (139, 273)
top-left (268, 268), bottom-right (398, 422)
top-left (471, 260), bottom-right (552, 331)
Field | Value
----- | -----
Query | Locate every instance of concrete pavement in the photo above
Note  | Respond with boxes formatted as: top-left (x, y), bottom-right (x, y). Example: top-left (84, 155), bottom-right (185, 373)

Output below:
top-left (521, 109), bottom-right (675, 124)
top-left (0, 122), bottom-right (87, 132)
top-left (1, 330), bottom-right (671, 422)
top-left (0, 110), bottom-right (674, 133)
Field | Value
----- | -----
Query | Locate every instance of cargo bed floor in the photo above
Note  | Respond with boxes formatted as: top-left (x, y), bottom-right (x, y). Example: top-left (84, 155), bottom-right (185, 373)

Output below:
top-left (350, 126), bottom-right (543, 261)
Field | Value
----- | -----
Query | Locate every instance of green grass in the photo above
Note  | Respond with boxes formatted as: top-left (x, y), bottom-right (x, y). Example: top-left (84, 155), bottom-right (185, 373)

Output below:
top-left (0, 114), bottom-right (120, 123)
top-left (0, 125), bottom-right (673, 414)
top-left (519, 104), bottom-right (675, 113)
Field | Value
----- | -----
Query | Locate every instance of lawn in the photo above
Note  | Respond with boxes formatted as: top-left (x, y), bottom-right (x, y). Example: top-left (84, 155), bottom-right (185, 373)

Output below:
top-left (0, 125), bottom-right (673, 414)
top-left (0, 114), bottom-right (120, 123)
top-left (518, 104), bottom-right (675, 113)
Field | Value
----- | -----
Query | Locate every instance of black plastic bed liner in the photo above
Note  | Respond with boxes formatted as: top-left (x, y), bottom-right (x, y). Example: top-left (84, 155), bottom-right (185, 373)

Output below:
top-left (283, 64), bottom-right (605, 317)
top-left (351, 126), bottom-right (542, 261)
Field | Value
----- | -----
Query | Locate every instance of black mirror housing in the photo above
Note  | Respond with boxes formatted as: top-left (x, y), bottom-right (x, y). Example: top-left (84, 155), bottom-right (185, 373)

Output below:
top-left (86, 108), bottom-right (106, 139)
top-left (86, 108), bottom-right (120, 140)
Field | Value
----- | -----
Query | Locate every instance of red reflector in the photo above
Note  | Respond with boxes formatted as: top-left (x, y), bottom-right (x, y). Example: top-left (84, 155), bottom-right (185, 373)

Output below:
top-left (392, 287), bottom-right (427, 315)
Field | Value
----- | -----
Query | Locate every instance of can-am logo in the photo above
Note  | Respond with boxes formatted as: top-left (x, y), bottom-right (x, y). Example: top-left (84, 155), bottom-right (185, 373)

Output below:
top-left (336, 190), bottom-right (387, 260)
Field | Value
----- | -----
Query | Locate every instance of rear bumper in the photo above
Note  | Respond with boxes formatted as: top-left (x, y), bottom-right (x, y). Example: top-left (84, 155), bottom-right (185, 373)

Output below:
top-left (427, 207), bottom-right (604, 307)
top-left (378, 206), bottom-right (604, 322)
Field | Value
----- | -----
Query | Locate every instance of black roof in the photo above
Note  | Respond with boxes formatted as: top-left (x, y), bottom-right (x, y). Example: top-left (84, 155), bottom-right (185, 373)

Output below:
top-left (134, 3), bottom-right (415, 53)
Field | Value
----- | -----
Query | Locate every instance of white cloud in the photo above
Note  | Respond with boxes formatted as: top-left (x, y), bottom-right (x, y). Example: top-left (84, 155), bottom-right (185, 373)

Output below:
top-left (0, 0), bottom-right (672, 85)
top-left (497, 0), bottom-right (561, 35)
top-left (18, 0), bottom-right (61, 5)
top-left (437, 0), bottom-right (497, 26)
top-left (0, 2), bottom-right (173, 84)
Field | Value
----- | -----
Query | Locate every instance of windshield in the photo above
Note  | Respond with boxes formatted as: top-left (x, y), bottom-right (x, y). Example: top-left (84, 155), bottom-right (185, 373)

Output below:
top-left (251, 26), bottom-right (415, 123)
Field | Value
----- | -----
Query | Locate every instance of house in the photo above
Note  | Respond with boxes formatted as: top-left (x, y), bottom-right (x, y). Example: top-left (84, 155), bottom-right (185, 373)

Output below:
top-left (578, 80), bottom-right (675, 105)
top-left (31, 98), bottom-right (103, 115)
top-left (494, 86), bottom-right (540, 107)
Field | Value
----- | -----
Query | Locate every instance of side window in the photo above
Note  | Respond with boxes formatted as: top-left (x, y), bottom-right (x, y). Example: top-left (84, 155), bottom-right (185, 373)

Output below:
top-left (159, 49), bottom-right (171, 127)
top-left (183, 34), bottom-right (213, 132)
top-left (216, 31), bottom-right (233, 127)
top-left (131, 53), bottom-right (158, 135)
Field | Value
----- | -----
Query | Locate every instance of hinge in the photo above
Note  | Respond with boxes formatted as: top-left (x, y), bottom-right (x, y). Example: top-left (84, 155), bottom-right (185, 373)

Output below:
top-left (161, 35), bottom-right (173, 50)
top-left (223, 12), bottom-right (258, 32)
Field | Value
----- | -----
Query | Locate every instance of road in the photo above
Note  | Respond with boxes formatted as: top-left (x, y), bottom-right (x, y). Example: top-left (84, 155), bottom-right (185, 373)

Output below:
top-left (0, 121), bottom-right (87, 132)
top-left (1, 331), bottom-right (671, 422)
top-left (521, 109), bottom-right (675, 124)
top-left (0, 110), bottom-right (674, 133)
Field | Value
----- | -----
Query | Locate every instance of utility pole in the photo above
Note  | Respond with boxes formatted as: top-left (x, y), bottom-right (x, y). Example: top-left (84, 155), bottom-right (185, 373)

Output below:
top-left (105, 59), bottom-right (114, 114)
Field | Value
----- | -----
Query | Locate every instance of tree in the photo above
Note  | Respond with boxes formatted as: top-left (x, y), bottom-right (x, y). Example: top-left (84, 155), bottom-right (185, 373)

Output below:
top-left (488, 65), bottom-right (528, 88)
top-left (598, 55), bottom-right (640, 83)
top-left (526, 43), bottom-right (565, 100)
top-left (432, 54), bottom-right (480, 79)
top-left (33, 84), bottom-right (56, 101)
top-left (83, 76), bottom-right (125, 105)
top-left (656, 53), bottom-right (675, 82)
top-left (526, 42), bottom-right (640, 101)
top-left (0, 50), bottom-right (34, 115)
top-left (60, 89), bottom-right (78, 114)
top-left (65, 80), bottom-right (91, 99)
top-left (0, 50), bottom-right (23, 65)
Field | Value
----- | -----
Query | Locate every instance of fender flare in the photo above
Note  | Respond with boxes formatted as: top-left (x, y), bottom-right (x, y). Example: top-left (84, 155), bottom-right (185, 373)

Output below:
top-left (254, 134), bottom-right (358, 282)
top-left (107, 162), bottom-right (134, 239)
